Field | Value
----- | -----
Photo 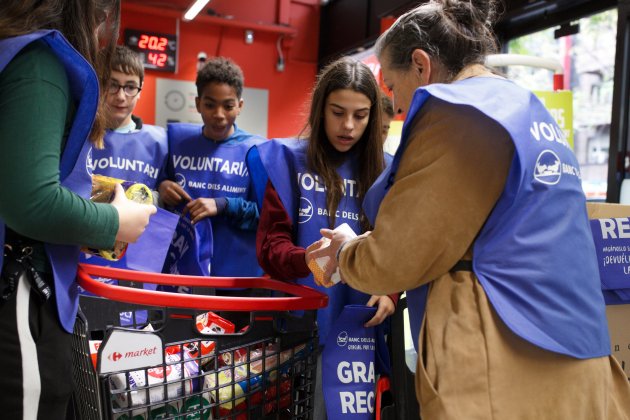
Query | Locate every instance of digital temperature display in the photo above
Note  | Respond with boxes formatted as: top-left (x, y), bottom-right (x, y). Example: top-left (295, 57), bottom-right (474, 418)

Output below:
top-left (124, 29), bottom-right (177, 72)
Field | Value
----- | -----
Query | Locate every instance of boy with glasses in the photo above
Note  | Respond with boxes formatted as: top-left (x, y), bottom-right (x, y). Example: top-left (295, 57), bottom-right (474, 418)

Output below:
top-left (91, 45), bottom-right (168, 196)
top-left (80, 46), bottom-right (176, 279)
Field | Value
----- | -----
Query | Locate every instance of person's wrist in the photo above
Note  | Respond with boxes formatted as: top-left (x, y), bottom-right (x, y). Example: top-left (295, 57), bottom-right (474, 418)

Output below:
top-left (335, 240), bottom-right (349, 262)
top-left (214, 197), bottom-right (228, 214)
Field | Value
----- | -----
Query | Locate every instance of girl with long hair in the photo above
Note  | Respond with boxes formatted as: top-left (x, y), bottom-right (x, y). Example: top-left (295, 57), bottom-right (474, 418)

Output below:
top-left (249, 56), bottom-right (395, 419)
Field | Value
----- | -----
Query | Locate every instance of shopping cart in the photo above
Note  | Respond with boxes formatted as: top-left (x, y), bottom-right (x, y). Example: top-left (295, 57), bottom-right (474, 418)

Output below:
top-left (71, 264), bottom-right (328, 420)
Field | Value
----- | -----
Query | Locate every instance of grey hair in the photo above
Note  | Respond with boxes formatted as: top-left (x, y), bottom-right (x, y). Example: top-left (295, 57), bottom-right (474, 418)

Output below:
top-left (375, 0), bottom-right (498, 79)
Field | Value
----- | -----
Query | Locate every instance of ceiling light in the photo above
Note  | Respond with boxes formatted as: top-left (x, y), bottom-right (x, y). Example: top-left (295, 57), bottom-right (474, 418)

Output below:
top-left (183, 0), bottom-right (210, 21)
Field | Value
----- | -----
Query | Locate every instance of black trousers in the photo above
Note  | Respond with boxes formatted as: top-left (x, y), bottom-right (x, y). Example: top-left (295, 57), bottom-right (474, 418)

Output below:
top-left (0, 271), bottom-right (73, 420)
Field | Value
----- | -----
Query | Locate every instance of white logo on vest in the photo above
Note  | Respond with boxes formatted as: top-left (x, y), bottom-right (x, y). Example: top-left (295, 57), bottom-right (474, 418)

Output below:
top-left (175, 172), bottom-right (186, 188)
top-left (337, 331), bottom-right (348, 347)
top-left (86, 147), bottom-right (94, 176)
top-left (298, 197), bottom-right (313, 224)
top-left (534, 150), bottom-right (562, 185)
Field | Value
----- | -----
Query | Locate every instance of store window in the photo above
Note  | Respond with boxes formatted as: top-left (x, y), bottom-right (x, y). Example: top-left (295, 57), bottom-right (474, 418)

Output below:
top-left (507, 9), bottom-right (617, 201)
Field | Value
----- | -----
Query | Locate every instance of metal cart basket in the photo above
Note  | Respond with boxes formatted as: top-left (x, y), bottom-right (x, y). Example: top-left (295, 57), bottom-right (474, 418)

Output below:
top-left (71, 264), bottom-right (328, 420)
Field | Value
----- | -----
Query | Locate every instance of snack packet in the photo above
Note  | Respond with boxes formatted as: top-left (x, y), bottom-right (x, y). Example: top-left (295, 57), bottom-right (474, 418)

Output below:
top-left (83, 175), bottom-right (153, 261)
top-left (307, 223), bottom-right (356, 287)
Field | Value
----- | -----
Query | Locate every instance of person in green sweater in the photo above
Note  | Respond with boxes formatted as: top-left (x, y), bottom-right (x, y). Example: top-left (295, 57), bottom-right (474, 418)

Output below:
top-left (0, 1), bottom-right (156, 418)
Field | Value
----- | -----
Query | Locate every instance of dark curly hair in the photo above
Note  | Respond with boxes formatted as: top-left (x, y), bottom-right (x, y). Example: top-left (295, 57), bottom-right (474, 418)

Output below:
top-left (196, 56), bottom-right (244, 98)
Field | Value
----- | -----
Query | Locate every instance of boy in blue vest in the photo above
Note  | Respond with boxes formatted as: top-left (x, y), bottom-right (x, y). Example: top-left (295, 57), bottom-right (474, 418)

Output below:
top-left (159, 57), bottom-right (264, 277)
top-left (81, 46), bottom-right (176, 276)
top-left (92, 45), bottom-right (168, 196)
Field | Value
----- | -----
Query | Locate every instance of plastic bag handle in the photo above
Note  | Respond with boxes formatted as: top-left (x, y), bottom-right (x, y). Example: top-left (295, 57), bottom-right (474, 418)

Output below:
top-left (77, 264), bottom-right (328, 311)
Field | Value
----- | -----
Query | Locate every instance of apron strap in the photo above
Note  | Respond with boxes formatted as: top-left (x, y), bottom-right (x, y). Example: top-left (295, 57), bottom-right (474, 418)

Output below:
top-left (450, 260), bottom-right (473, 272)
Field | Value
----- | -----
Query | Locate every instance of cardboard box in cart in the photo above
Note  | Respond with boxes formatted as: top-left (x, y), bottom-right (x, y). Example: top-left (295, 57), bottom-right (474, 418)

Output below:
top-left (587, 202), bottom-right (630, 378)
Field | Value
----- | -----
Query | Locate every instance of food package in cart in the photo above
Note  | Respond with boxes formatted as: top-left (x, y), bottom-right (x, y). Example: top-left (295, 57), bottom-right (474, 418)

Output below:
top-left (220, 340), bottom-right (306, 376)
top-left (203, 365), bottom-right (263, 411)
top-left (206, 342), bottom-right (308, 416)
top-left (196, 311), bottom-right (235, 334)
top-left (212, 374), bottom-right (293, 418)
top-left (178, 394), bottom-right (214, 419)
top-left (222, 377), bottom-right (292, 419)
top-left (263, 377), bottom-right (293, 415)
top-left (89, 340), bottom-right (101, 369)
top-left (216, 325), bottom-right (256, 367)
top-left (110, 351), bottom-right (198, 408)
top-left (112, 403), bottom-right (180, 420)
top-left (185, 311), bottom-right (236, 367)
top-left (113, 398), bottom-right (211, 420)
top-left (83, 174), bottom-right (153, 261)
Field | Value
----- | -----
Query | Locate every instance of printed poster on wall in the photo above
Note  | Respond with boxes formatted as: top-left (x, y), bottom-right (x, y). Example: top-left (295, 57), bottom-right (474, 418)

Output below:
top-left (534, 90), bottom-right (573, 149)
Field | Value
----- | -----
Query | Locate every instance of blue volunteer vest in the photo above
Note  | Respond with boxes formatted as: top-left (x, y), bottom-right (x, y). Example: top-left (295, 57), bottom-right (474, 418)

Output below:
top-left (0, 30), bottom-right (100, 333)
top-left (167, 123), bottom-right (264, 277)
top-left (363, 76), bottom-right (610, 358)
top-left (91, 125), bottom-right (168, 189)
top-left (251, 139), bottom-right (371, 344)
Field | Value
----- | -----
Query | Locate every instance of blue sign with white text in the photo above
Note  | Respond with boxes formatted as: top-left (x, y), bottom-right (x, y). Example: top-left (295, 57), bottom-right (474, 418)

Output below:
top-left (322, 305), bottom-right (379, 419)
top-left (590, 217), bottom-right (630, 303)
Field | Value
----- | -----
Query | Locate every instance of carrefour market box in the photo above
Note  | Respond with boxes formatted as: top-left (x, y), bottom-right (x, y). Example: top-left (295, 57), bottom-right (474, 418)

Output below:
top-left (587, 202), bottom-right (630, 378)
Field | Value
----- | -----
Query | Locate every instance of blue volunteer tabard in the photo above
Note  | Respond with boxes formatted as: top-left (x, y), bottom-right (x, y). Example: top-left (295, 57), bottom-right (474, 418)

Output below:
top-left (91, 125), bottom-right (168, 189)
top-left (363, 76), bottom-right (610, 358)
top-left (167, 123), bottom-right (263, 277)
top-left (250, 139), bottom-right (371, 345)
top-left (0, 30), bottom-right (100, 333)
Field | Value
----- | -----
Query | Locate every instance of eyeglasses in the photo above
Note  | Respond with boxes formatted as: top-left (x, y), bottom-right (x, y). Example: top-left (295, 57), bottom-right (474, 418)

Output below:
top-left (106, 81), bottom-right (142, 97)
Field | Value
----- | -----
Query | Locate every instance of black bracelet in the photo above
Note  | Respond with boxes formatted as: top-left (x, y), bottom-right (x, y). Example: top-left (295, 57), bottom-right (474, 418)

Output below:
top-left (335, 240), bottom-right (348, 262)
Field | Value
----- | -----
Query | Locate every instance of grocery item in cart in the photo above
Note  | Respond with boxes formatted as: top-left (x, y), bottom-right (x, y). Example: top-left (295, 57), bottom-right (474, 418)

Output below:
top-left (112, 403), bottom-right (180, 420)
top-left (220, 340), bottom-right (306, 373)
top-left (89, 340), bottom-right (101, 369)
top-left (204, 366), bottom-right (263, 410)
top-left (110, 351), bottom-right (197, 408)
top-left (193, 311), bottom-right (235, 367)
top-left (83, 175), bottom-right (153, 261)
top-left (165, 311), bottom-right (236, 369)
top-left (206, 342), bottom-right (308, 415)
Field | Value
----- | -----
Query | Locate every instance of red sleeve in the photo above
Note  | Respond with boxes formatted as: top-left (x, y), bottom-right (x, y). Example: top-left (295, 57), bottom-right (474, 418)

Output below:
top-left (388, 293), bottom-right (399, 306)
top-left (256, 181), bottom-right (311, 281)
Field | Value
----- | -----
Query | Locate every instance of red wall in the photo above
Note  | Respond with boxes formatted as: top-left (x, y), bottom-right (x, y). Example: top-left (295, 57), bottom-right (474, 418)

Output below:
top-left (120, 0), bottom-right (320, 138)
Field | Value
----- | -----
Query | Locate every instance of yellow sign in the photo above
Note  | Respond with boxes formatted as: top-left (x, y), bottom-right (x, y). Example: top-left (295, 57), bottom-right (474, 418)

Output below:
top-left (533, 90), bottom-right (574, 149)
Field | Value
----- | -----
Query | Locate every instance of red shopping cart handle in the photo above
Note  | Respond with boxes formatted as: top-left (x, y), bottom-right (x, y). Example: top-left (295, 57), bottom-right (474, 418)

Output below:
top-left (77, 264), bottom-right (328, 311)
